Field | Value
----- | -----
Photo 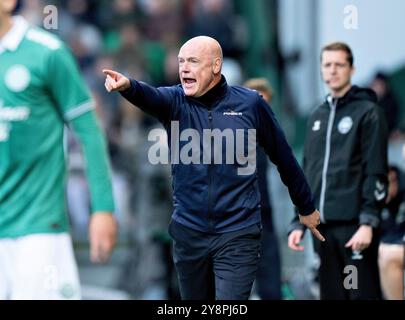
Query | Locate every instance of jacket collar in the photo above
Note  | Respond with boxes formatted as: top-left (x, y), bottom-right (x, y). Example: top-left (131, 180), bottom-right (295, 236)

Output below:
top-left (324, 85), bottom-right (377, 108)
top-left (0, 16), bottom-right (29, 54)
top-left (192, 75), bottom-right (228, 108)
top-left (325, 85), bottom-right (355, 108)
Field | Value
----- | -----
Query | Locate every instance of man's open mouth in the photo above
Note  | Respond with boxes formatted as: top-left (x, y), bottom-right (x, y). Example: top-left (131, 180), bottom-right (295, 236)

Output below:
top-left (183, 78), bottom-right (196, 85)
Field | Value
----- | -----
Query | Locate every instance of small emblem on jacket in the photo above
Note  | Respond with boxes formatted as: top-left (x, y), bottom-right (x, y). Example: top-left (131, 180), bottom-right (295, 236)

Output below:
top-left (223, 110), bottom-right (242, 116)
top-left (338, 117), bottom-right (353, 134)
top-left (312, 120), bottom-right (321, 131)
top-left (374, 180), bottom-right (386, 201)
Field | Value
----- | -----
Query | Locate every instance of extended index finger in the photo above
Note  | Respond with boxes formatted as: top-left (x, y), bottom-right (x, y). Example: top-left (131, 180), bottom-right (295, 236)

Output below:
top-left (102, 69), bottom-right (118, 78)
top-left (310, 227), bottom-right (325, 242)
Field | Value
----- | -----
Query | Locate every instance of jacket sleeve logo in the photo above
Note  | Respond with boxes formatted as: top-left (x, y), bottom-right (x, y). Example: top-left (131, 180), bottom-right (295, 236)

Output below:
top-left (374, 180), bottom-right (386, 201)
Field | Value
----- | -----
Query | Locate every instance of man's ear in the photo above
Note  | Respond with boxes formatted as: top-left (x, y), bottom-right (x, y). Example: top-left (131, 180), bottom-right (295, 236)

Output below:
top-left (213, 58), bottom-right (221, 74)
top-left (350, 65), bottom-right (356, 77)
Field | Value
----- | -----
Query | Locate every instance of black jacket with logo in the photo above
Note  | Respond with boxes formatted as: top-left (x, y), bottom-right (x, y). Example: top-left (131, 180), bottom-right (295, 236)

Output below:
top-left (120, 76), bottom-right (316, 233)
top-left (290, 86), bottom-right (388, 231)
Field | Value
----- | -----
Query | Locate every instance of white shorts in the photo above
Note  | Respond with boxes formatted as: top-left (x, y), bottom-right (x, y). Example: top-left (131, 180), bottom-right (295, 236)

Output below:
top-left (0, 233), bottom-right (81, 300)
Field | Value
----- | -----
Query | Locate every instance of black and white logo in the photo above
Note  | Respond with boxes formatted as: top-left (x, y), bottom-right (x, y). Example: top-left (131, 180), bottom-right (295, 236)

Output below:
top-left (375, 180), bottom-right (386, 201)
top-left (312, 120), bottom-right (321, 131)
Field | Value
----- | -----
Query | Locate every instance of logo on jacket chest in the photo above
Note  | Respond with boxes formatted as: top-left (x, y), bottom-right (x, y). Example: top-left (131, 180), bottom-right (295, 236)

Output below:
top-left (223, 109), bottom-right (243, 116)
top-left (337, 116), bottom-right (353, 134)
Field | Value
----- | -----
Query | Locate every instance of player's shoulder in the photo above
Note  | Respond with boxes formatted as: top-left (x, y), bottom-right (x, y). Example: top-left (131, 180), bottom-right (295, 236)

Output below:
top-left (24, 26), bottom-right (63, 52)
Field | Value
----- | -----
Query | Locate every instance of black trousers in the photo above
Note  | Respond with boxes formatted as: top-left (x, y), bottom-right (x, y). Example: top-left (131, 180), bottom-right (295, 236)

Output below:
top-left (313, 222), bottom-right (382, 300)
top-left (168, 220), bottom-right (261, 300)
top-left (255, 220), bottom-right (282, 299)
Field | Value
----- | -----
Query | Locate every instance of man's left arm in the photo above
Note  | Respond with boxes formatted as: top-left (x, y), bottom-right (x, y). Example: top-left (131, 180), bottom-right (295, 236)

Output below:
top-left (47, 44), bottom-right (117, 263)
top-left (256, 97), bottom-right (324, 241)
top-left (346, 105), bottom-right (388, 251)
top-left (70, 112), bottom-right (117, 263)
top-left (359, 106), bottom-right (389, 227)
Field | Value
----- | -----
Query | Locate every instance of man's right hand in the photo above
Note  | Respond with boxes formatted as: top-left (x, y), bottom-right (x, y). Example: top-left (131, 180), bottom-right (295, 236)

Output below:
top-left (103, 69), bottom-right (131, 92)
top-left (299, 209), bottom-right (325, 242)
top-left (288, 230), bottom-right (305, 251)
top-left (88, 212), bottom-right (117, 264)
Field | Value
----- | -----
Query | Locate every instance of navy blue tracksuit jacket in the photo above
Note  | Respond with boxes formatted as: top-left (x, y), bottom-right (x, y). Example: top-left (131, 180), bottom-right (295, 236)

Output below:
top-left (121, 76), bottom-right (315, 233)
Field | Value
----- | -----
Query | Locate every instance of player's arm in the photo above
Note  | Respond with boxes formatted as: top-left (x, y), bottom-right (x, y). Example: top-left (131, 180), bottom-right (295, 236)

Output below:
top-left (46, 43), bottom-right (117, 263)
top-left (70, 112), bottom-right (117, 263)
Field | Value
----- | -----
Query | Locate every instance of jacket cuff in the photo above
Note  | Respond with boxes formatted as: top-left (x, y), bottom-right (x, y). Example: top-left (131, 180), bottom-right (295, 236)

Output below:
top-left (359, 212), bottom-right (380, 228)
top-left (297, 202), bottom-right (316, 216)
top-left (119, 79), bottom-right (136, 98)
top-left (287, 220), bottom-right (306, 236)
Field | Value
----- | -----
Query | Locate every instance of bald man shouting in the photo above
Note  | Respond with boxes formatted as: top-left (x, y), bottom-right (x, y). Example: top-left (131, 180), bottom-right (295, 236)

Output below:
top-left (104, 36), bottom-right (323, 300)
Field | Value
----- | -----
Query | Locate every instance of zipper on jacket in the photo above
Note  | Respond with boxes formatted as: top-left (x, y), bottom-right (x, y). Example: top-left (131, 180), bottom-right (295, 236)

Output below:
top-left (319, 97), bottom-right (337, 223)
top-left (207, 109), bottom-right (214, 230)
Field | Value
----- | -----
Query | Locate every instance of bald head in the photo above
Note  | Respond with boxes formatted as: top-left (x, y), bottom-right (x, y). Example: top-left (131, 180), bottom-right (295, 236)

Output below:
top-left (178, 36), bottom-right (223, 97)
top-left (181, 36), bottom-right (223, 62)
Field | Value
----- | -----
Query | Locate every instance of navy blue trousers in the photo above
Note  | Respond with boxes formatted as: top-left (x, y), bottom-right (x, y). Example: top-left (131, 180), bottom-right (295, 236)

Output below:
top-left (255, 222), bottom-right (282, 299)
top-left (169, 220), bottom-right (261, 300)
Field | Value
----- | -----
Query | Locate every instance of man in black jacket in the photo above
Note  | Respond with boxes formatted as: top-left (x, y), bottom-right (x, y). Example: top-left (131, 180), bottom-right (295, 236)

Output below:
top-left (103, 36), bottom-right (324, 300)
top-left (288, 42), bottom-right (388, 300)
